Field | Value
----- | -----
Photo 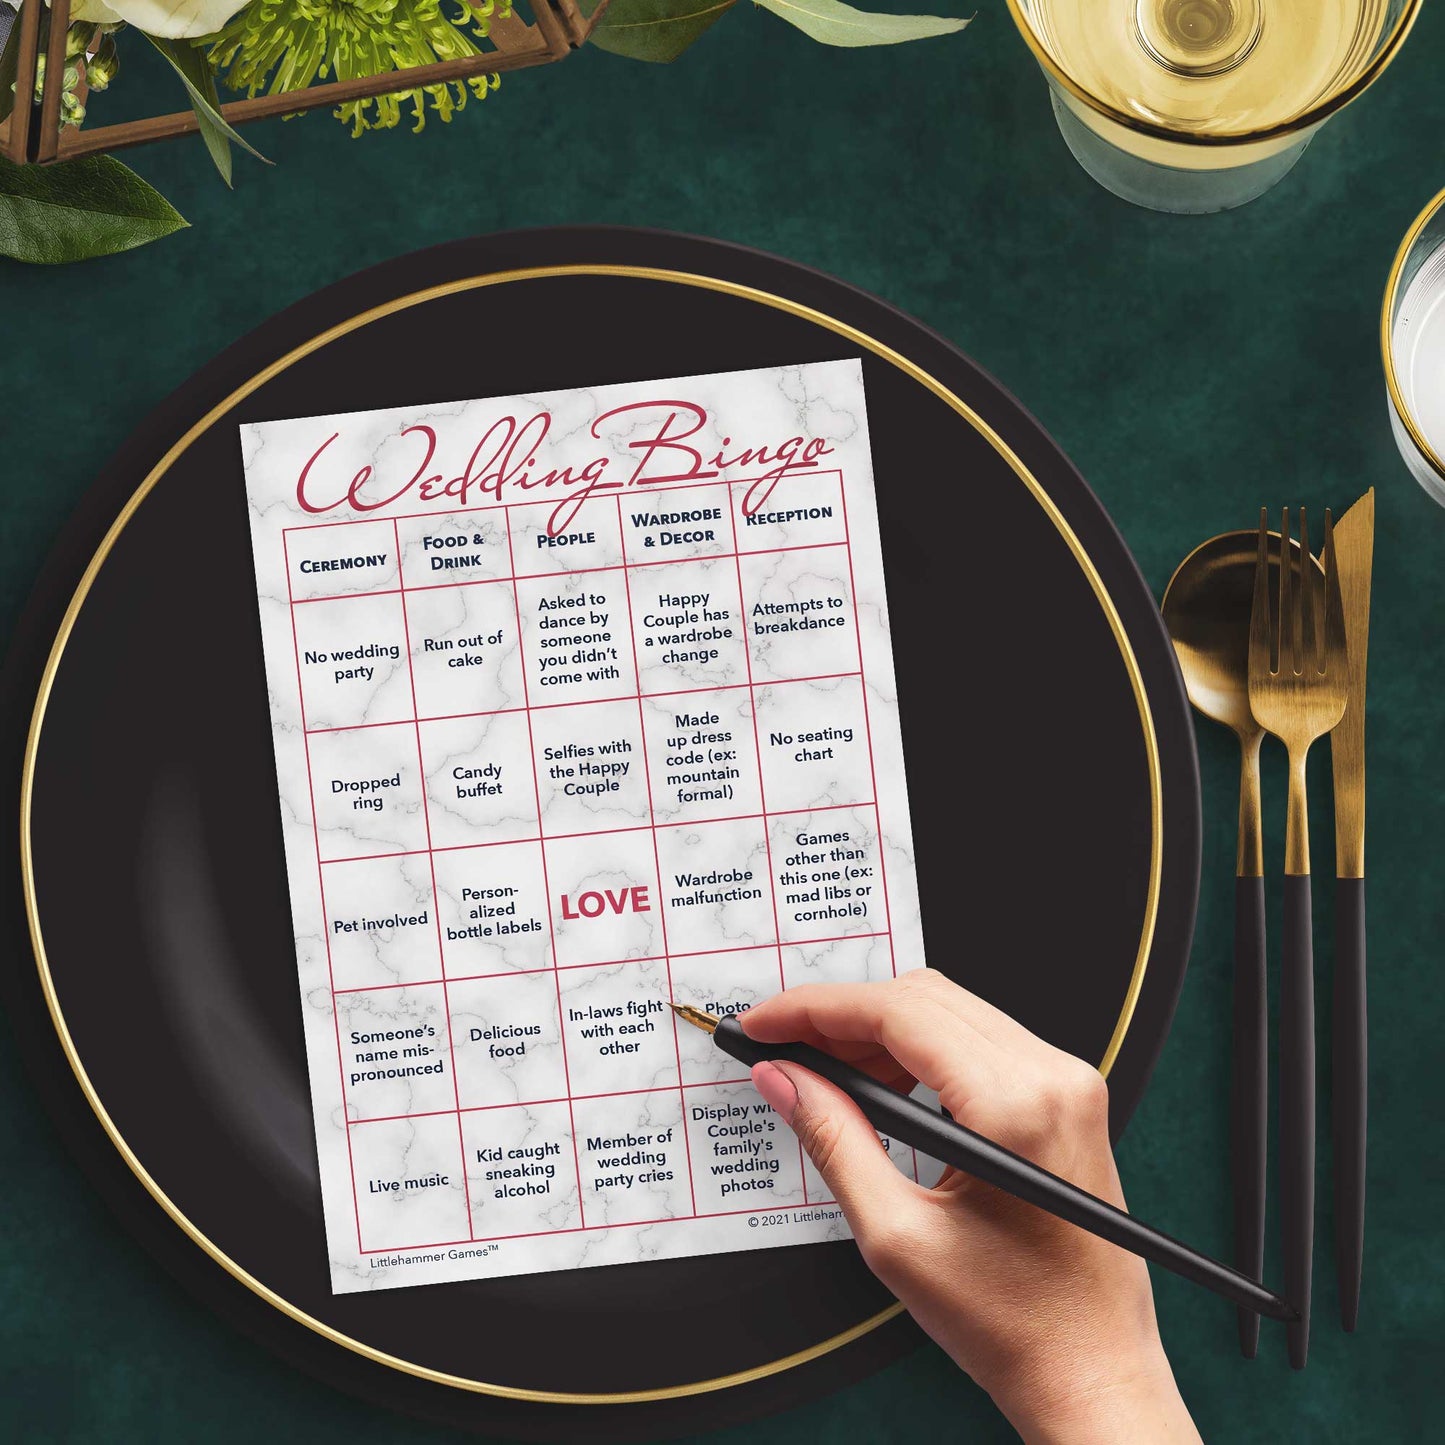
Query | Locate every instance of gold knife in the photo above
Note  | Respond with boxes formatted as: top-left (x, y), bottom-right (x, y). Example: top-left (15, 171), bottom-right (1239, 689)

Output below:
top-left (1330, 486), bottom-right (1373, 1333)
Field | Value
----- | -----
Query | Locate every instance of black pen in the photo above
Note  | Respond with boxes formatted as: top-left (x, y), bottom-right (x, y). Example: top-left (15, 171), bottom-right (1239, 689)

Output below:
top-left (672, 1005), bottom-right (1297, 1325)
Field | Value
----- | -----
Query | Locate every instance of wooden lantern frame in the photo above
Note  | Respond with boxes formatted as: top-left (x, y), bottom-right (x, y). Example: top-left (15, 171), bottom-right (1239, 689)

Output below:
top-left (1, 0), bottom-right (610, 165)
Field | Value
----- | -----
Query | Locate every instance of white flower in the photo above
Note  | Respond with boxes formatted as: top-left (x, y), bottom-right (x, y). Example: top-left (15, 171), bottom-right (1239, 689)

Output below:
top-left (69, 0), bottom-right (252, 40)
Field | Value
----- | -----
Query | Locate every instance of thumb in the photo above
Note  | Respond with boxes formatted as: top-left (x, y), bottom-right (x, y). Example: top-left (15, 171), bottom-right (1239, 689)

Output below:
top-left (751, 1060), bottom-right (918, 1234)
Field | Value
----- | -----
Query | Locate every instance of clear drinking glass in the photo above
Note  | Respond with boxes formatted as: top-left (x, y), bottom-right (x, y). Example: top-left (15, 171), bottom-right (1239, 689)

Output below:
top-left (1005, 1), bottom-right (1421, 214)
top-left (1383, 185), bottom-right (1445, 506)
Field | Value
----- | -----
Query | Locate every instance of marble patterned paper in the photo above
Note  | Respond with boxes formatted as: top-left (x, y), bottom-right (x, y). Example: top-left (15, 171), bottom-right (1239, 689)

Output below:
top-left (240, 360), bottom-right (928, 1293)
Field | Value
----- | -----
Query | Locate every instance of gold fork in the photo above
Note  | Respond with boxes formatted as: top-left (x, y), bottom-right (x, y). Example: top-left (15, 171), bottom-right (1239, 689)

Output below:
top-left (1248, 507), bottom-right (1349, 1370)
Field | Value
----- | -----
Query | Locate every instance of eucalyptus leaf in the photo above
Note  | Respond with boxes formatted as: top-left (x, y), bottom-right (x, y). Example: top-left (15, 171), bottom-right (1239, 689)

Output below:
top-left (145, 32), bottom-right (270, 187)
top-left (588, 0), bottom-right (738, 64)
top-left (0, 152), bottom-right (187, 264)
top-left (754, 0), bottom-right (969, 47)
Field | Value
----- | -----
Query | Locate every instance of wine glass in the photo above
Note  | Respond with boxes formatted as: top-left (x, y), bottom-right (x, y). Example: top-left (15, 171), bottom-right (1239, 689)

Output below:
top-left (1383, 184), bottom-right (1445, 505)
top-left (1006, 0), bottom-right (1421, 214)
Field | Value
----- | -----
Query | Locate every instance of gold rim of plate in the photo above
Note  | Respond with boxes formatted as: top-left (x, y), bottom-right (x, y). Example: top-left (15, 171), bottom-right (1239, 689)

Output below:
top-left (19, 264), bottom-right (1163, 1406)
top-left (1382, 181), bottom-right (1445, 485)
top-left (1004, 0), bottom-right (1422, 148)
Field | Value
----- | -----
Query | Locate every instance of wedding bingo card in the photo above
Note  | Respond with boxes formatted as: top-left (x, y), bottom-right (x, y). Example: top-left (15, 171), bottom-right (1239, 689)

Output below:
top-left (241, 360), bottom-right (930, 1293)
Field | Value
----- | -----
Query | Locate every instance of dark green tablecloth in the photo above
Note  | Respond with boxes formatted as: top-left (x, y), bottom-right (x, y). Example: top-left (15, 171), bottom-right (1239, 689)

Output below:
top-left (3, 6), bottom-right (1443, 1440)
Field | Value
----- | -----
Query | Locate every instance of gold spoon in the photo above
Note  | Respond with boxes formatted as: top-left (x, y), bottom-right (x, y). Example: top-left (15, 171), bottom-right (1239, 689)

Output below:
top-left (1162, 529), bottom-right (1318, 1359)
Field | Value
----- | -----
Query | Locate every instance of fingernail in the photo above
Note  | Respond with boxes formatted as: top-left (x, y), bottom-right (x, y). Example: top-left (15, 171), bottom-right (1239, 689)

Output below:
top-left (751, 1061), bottom-right (798, 1124)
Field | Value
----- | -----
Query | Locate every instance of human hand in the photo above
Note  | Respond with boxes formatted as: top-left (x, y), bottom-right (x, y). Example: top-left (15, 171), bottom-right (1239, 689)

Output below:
top-left (741, 970), bottom-right (1200, 1444)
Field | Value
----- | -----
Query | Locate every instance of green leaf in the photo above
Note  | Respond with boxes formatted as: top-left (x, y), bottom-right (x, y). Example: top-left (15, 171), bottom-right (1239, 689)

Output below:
top-left (0, 152), bottom-right (187, 264)
top-left (754, 0), bottom-right (970, 47)
top-left (587, 0), bottom-right (739, 63)
top-left (145, 33), bottom-right (270, 187)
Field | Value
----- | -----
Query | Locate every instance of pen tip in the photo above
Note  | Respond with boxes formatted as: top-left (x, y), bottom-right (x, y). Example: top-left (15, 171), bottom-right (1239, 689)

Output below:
top-left (670, 1003), bottom-right (719, 1034)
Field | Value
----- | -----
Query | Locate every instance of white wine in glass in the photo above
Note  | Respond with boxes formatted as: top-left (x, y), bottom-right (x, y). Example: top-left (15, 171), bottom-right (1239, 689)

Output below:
top-left (1008, 0), bottom-right (1420, 213)
top-left (1384, 187), bottom-right (1445, 504)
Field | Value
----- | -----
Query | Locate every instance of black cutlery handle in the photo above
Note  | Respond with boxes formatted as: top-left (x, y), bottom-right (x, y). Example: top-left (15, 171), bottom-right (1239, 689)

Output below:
top-left (1280, 873), bottom-right (1315, 1369)
top-left (1233, 875), bottom-right (1268, 1359)
top-left (1333, 877), bottom-right (1366, 1333)
top-left (712, 1016), bottom-right (1298, 1322)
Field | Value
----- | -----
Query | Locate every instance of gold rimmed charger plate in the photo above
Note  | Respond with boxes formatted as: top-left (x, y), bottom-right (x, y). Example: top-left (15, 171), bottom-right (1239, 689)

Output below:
top-left (8, 231), bottom-right (1199, 1435)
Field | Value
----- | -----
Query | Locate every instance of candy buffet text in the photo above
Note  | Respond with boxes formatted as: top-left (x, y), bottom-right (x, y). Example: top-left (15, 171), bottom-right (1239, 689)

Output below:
top-left (295, 400), bottom-right (836, 535)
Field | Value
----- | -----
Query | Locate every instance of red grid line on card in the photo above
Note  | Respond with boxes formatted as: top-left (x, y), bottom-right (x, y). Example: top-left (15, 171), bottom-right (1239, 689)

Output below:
top-left (319, 798), bottom-right (875, 867)
top-left (348, 1076), bottom-right (777, 1126)
top-left (333, 929), bottom-right (896, 995)
top-left (332, 976), bottom-right (457, 995)
top-left (281, 529), bottom-right (365, 1254)
top-left (502, 507), bottom-right (589, 1227)
top-left (664, 928), bottom-right (891, 960)
top-left (291, 587), bottom-right (403, 607)
top-left (307, 706), bottom-right (526, 735)
top-left (301, 670), bottom-right (862, 735)
top-left (349, 1107), bottom-right (463, 1126)
top-left (290, 541), bottom-right (849, 608)
top-left (836, 485), bottom-right (913, 1183)
top-left (282, 470), bottom-right (845, 535)
top-left (616, 493), bottom-right (699, 1219)
top-left (724, 481), bottom-right (809, 1202)
top-left (394, 517), bottom-right (476, 1238)
top-left (645, 671), bottom-right (860, 699)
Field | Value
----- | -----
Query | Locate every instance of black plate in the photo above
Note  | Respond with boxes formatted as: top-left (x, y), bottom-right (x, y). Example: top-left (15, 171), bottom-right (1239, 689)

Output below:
top-left (1, 228), bottom-right (1200, 1440)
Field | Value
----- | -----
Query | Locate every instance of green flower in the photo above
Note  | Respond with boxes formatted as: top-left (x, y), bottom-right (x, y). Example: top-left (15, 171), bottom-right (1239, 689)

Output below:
top-left (32, 48), bottom-right (91, 129)
top-left (210, 0), bottom-right (506, 137)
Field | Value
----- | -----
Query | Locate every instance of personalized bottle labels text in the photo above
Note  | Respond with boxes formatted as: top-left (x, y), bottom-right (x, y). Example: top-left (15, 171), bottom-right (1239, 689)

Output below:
top-left (240, 361), bottom-right (932, 1293)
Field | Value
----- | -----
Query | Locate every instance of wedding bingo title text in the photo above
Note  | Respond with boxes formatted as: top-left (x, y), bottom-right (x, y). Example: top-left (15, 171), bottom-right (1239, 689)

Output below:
top-left (295, 400), bottom-right (836, 535)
